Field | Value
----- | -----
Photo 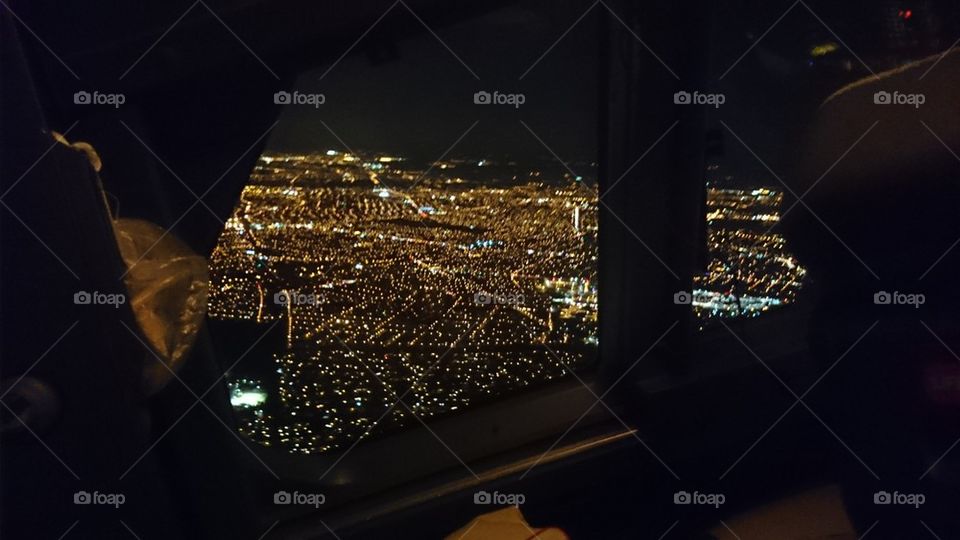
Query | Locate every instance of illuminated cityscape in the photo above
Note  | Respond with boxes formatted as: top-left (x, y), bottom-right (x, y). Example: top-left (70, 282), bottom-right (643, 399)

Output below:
top-left (209, 151), bottom-right (598, 454)
top-left (693, 185), bottom-right (807, 321)
top-left (209, 148), bottom-right (806, 453)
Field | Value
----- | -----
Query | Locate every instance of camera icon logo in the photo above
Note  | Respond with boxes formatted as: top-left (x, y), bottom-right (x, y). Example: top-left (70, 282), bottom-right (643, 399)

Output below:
top-left (673, 291), bottom-right (692, 305)
top-left (74, 491), bottom-right (92, 504)
top-left (74, 91), bottom-right (92, 105)
top-left (474, 490), bottom-right (492, 504)
top-left (874, 291), bottom-right (892, 305)
top-left (274, 491), bottom-right (292, 505)
top-left (673, 491), bottom-right (691, 504)
top-left (674, 91), bottom-right (692, 105)
top-left (873, 491), bottom-right (891, 504)
top-left (74, 291), bottom-right (92, 305)
top-left (474, 91), bottom-right (491, 105)
top-left (274, 291), bottom-right (291, 306)
top-left (874, 91), bottom-right (892, 105)
top-left (274, 91), bottom-right (292, 105)
top-left (474, 292), bottom-right (492, 305)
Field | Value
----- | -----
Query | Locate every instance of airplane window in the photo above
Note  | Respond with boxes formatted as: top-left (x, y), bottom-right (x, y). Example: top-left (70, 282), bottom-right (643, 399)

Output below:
top-left (207, 2), bottom-right (600, 455)
top-left (694, 183), bottom-right (806, 322)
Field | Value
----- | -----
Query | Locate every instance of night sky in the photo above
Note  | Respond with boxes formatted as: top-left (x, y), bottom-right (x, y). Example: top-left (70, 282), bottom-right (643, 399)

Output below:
top-left (266, 2), bottom-right (600, 164)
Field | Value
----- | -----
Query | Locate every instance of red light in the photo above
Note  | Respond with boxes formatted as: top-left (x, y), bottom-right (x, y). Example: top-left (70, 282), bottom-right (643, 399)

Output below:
top-left (899, 9), bottom-right (913, 20)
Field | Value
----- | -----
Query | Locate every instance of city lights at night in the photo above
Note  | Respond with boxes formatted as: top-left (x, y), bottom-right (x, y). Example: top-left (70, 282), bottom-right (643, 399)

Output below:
top-left (210, 151), bottom-right (598, 453)
top-left (694, 186), bottom-right (806, 321)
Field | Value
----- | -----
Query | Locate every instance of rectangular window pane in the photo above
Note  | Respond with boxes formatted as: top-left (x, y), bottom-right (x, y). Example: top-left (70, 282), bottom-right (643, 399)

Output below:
top-left (208, 3), bottom-right (599, 455)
